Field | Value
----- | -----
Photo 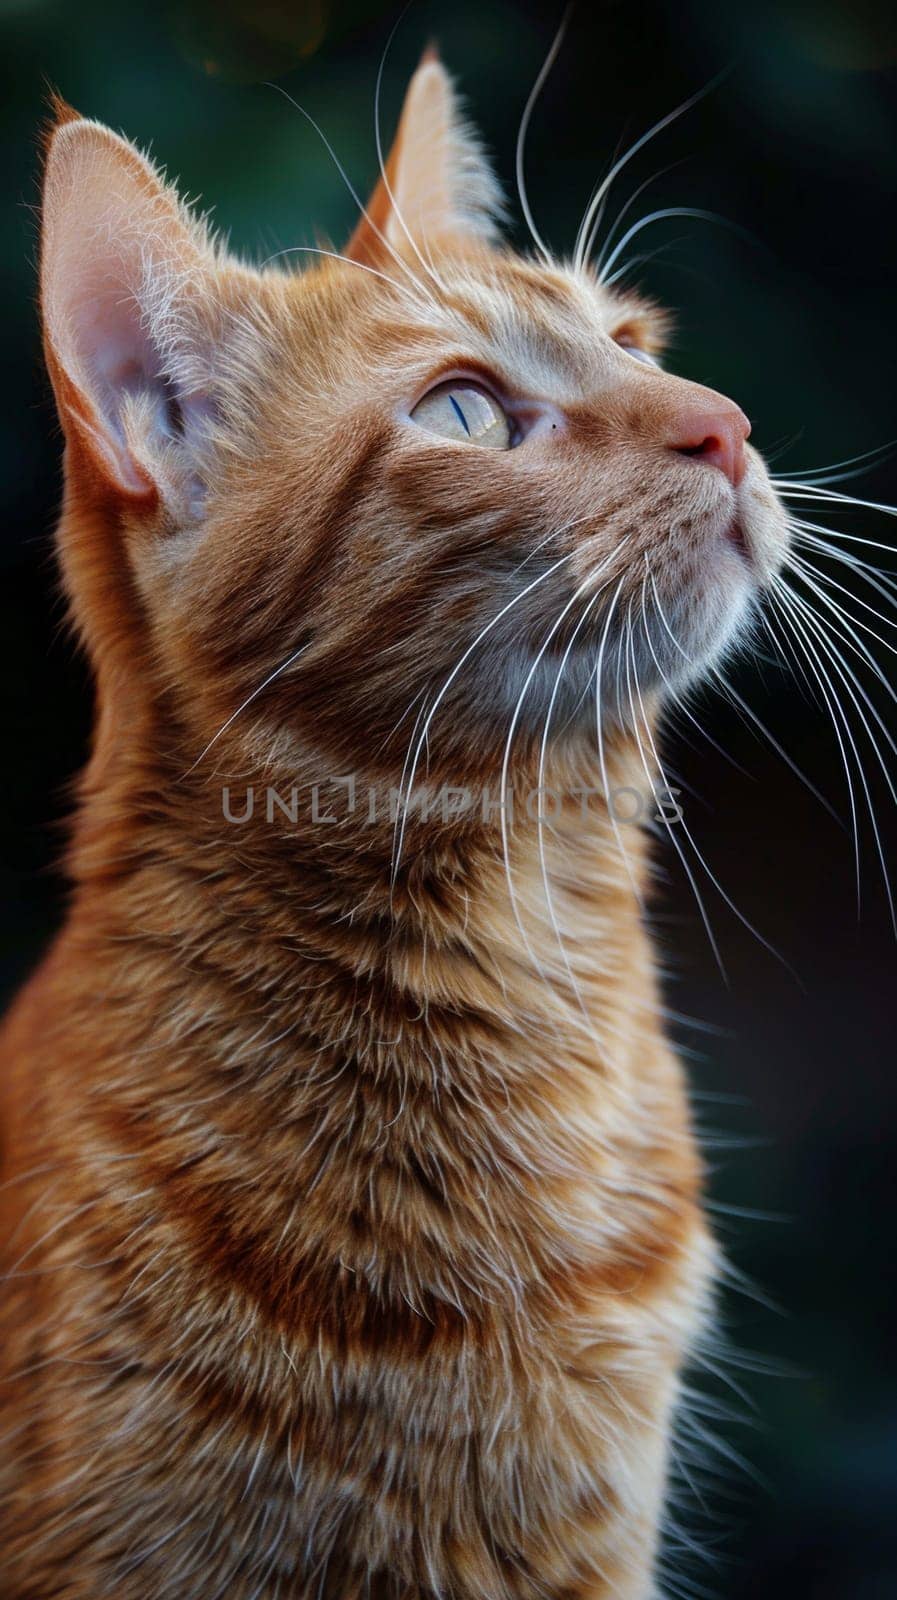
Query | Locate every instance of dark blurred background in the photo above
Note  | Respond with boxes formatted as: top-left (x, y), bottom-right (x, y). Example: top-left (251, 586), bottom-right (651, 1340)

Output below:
top-left (1, 0), bottom-right (895, 1593)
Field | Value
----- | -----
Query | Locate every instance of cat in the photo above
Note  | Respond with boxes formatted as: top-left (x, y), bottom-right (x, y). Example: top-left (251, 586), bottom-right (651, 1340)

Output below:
top-left (0, 48), bottom-right (792, 1600)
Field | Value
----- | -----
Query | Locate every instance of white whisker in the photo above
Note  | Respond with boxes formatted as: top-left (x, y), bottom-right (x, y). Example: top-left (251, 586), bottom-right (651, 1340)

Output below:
top-left (593, 159), bottom-right (685, 277)
top-left (627, 583), bottom-right (727, 977)
top-left (515, 9), bottom-right (570, 260)
top-left (602, 236), bottom-right (690, 288)
top-left (599, 206), bottom-right (741, 284)
top-left (573, 69), bottom-right (730, 273)
top-left (391, 532), bottom-right (588, 878)
top-left (789, 545), bottom-right (897, 653)
top-left (535, 561), bottom-right (623, 1034)
top-left (500, 563), bottom-right (618, 1037)
top-left (771, 440), bottom-right (895, 486)
top-left (373, 18), bottom-right (448, 304)
top-left (768, 584), bottom-right (864, 910)
top-left (594, 576), bottom-right (644, 907)
top-left (186, 644), bottom-right (311, 776)
top-left (266, 83), bottom-right (435, 312)
top-left (259, 244), bottom-right (423, 309)
top-left (637, 576), bottom-right (793, 974)
top-left (638, 566), bottom-right (753, 780)
top-left (772, 480), bottom-right (897, 520)
top-left (774, 580), bottom-right (897, 930)
top-left (710, 667), bottom-right (839, 821)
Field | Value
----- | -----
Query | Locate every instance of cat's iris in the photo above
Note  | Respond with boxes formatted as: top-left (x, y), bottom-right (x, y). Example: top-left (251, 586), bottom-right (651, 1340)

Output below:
top-left (410, 383), bottom-right (512, 449)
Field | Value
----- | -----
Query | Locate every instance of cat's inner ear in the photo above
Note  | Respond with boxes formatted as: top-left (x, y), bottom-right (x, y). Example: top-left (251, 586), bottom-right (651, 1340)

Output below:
top-left (346, 49), bottom-right (504, 267)
top-left (41, 108), bottom-right (221, 510)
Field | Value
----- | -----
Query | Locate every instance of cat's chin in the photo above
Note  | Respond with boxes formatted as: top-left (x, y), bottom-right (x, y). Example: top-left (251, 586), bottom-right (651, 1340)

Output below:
top-left (636, 473), bottom-right (789, 693)
top-left (485, 548), bottom-right (759, 740)
top-left (580, 539), bottom-right (762, 717)
top-left (641, 536), bottom-right (759, 694)
top-left (488, 582), bottom-right (753, 741)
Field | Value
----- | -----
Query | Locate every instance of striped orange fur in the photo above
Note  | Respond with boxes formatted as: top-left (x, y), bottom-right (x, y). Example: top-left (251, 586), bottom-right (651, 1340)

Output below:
top-left (0, 53), bottom-right (788, 1598)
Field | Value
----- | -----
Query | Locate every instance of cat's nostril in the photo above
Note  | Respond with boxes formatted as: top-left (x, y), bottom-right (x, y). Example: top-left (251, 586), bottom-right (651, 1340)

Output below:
top-left (667, 403), bottom-right (750, 488)
top-left (680, 436), bottom-right (721, 459)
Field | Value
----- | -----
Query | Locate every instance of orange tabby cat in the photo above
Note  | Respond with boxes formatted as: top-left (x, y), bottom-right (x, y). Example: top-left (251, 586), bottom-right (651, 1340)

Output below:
top-left (0, 53), bottom-right (788, 1599)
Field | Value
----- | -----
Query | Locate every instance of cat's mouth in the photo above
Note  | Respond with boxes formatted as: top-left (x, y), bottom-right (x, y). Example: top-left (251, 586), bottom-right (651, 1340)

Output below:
top-left (727, 456), bottom-right (791, 583)
top-left (725, 514), bottom-right (753, 566)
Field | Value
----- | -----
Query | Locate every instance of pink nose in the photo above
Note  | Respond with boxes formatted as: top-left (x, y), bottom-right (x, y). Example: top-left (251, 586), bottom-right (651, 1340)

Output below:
top-left (666, 399), bottom-right (751, 487)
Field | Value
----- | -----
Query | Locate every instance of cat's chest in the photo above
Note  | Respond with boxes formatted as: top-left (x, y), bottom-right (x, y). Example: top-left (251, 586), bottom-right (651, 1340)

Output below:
top-left (95, 1180), bottom-right (710, 1596)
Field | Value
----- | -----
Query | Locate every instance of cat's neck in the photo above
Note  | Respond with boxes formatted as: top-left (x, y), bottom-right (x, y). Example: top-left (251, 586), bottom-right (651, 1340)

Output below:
top-left (35, 730), bottom-right (680, 1312)
top-left (62, 728), bottom-right (660, 1076)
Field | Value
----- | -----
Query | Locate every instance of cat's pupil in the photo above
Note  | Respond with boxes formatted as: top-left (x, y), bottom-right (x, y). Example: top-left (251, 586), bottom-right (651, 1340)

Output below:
top-left (449, 394), bottom-right (471, 436)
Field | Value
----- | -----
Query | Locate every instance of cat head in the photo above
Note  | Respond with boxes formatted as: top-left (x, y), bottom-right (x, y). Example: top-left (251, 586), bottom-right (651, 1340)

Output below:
top-left (40, 54), bottom-right (788, 796)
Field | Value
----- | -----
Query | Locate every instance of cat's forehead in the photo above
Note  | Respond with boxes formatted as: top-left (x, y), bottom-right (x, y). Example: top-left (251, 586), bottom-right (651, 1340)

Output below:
top-left (367, 254), bottom-right (664, 400)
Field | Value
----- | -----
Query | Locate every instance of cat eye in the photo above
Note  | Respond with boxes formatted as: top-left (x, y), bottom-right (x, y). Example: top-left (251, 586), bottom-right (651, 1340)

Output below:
top-left (615, 337), bottom-right (660, 368)
top-left (410, 383), bottom-right (513, 449)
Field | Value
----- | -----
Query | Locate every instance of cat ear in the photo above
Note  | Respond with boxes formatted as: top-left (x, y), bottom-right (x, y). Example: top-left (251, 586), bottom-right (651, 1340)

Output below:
top-left (40, 103), bottom-right (222, 512)
top-left (346, 49), bottom-right (504, 266)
